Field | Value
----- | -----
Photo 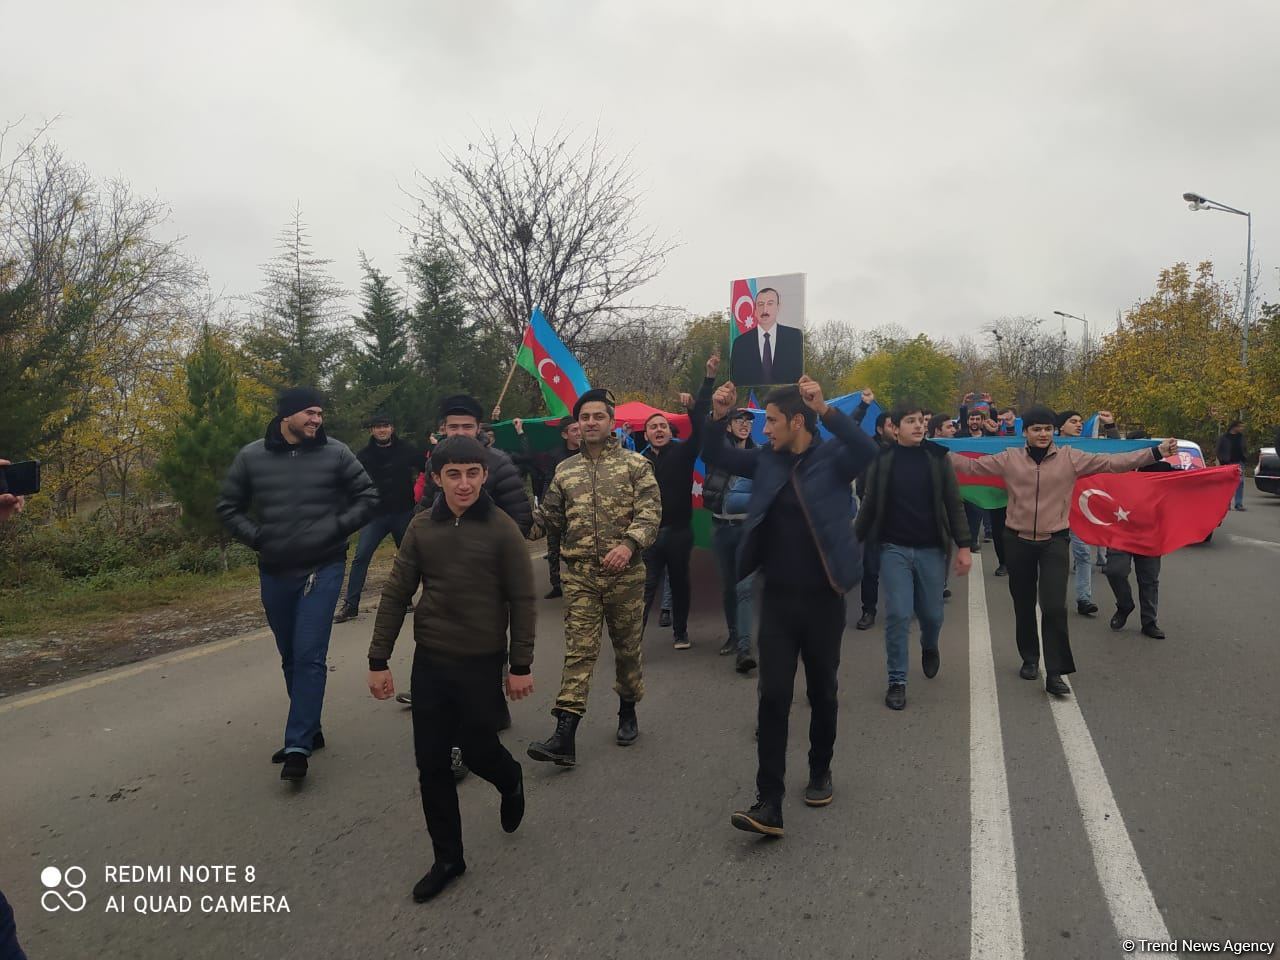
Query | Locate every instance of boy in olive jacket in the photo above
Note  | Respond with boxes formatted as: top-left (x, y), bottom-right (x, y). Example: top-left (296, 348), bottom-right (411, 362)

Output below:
top-left (367, 437), bottom-right (536, 905)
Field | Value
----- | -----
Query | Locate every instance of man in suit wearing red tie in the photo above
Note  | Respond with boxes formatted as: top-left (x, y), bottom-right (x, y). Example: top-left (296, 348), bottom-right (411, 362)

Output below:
top-left (729, 287), bottom-right (804, 385)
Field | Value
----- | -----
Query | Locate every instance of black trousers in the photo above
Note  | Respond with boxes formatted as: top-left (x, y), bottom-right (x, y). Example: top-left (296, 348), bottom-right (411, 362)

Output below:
top-left (988, 508), bottom-right (1007, 565)
top-left (642, 525), bottom-right (693, 635)
top-left (547, 532), bottom-right (562, 590)
top-left (1003, 530), bottom-right (1075, 676)
top-left (1105, 551), bottom-right (1161, 627)
top-left (756, 586), bottom-right (846, 804)
top-left (411, 648), bottom-right (520, 866)
top-left (860, 543), bottom-right (881, 616)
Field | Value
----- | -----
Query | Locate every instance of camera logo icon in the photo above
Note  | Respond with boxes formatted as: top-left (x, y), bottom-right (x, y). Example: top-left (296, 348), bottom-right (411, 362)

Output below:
top-left (40, 866), bottom-right (87, 913)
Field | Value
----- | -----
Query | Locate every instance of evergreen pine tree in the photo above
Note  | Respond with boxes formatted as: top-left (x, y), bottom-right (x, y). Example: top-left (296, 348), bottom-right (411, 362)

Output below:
top-left (243, 206), bottom-right (347, 391)
top-left (156, 327), bottom-right (261, 568)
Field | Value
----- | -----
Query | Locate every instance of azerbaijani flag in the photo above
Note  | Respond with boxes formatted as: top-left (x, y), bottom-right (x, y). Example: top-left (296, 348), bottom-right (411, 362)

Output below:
top-left (515, 307), bottom-right (591, 417)
top-left (729, 277), bottom-right (758, 344)
top-left (933, 436), bottom-right (1159, 509)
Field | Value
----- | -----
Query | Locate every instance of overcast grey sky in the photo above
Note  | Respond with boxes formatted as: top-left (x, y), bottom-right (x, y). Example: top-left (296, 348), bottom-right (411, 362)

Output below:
top-left (3, 0), bottom-right (1277, 345)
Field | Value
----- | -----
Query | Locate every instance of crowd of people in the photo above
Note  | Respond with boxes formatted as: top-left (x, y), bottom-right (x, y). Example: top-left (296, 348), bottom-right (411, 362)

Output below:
top-left (189, 365), bottom-right (1250, 905)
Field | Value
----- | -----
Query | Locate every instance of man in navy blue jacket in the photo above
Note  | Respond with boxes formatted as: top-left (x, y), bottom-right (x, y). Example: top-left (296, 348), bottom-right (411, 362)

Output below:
top-left (703, 376), bottom-right (878, 838)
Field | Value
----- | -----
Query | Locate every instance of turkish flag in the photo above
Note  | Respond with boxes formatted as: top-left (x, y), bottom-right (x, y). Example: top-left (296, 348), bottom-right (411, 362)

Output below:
top-left (1069, 465), bottom-right (1239, 555)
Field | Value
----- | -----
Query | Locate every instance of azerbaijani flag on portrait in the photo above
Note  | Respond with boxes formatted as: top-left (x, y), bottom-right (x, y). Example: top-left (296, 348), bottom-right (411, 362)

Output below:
top-left (729, 277), bottom-right (758, 344)
top-left (515, 307), bottom-right (591, 417)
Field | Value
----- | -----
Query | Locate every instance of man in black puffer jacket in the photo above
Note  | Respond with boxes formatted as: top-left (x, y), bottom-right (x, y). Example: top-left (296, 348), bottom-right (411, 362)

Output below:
top-left (334, 412), bottom-right (424, 623)
top-left (413, 395), bottom-right (533, 536)
top-left (217, 387), bottom-right (379, 784)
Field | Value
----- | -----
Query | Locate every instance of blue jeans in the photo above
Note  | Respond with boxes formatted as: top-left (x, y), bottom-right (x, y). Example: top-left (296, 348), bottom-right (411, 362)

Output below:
top-left (964, 501), bottom-right (986, 550)
top-left (260, 562), bottom-right (344, 755)
top-left (1234, 467), bottom-right (1245, 507)
top-left (343, 509), bottom-right (412, 608)
top-left (880, 544), bottom-right (947, 685)
top-left (661, 574), bottom-right (672, 611)
top-left (1070, 531), bottom-right (1093, 604)
top-left (711, 519), bottom-right (755, 653)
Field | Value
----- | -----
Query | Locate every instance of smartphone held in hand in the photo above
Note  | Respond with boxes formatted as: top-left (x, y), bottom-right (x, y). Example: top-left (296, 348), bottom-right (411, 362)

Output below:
top-left (0, 459), bottom-right (40, 497)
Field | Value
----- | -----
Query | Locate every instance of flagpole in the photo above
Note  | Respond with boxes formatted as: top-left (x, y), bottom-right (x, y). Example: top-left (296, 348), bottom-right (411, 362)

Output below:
top-left (490, 354), bottom-right (521, 420)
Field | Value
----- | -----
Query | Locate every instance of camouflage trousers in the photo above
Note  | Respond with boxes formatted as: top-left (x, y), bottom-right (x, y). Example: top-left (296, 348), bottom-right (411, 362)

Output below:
top-left (554, 561), bottom-right (645, 717)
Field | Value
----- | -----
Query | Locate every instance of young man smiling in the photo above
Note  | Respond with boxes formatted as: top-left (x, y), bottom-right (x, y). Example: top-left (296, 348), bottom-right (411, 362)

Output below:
top-left (367, 436), bottom-right (535, 904)
top-left (217, 387), bottom-right (379, 783)
top-left (703, 376), bottom-right (878, 838)
top-left (950, 408), bottom-right (1177, 696)
top-left (855, 403), bottom-right (971, 711)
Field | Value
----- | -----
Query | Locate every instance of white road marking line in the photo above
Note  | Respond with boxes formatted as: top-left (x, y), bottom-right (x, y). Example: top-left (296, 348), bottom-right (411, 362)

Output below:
top-left (0, 629), bottom-right (268, 715)
top-left (969, 552), bottom-right (1026, 960)
top-left (1038, 610), bottom-right (1177, 956)
top-left (1224, 533), bottom-right (1280, 552)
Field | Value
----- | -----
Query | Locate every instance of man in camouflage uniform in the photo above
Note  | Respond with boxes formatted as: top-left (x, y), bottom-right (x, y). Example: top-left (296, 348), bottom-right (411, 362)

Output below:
top-left (527, 388), bottom-right (662, 767)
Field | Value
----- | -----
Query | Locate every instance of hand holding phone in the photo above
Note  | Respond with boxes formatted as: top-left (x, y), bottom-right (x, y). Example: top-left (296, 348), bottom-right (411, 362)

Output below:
top-left (0, 459), bottom-right (40, 497)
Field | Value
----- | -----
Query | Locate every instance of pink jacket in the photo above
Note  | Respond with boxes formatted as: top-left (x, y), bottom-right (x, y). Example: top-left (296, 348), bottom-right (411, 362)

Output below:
top-left (950, 444), bottom-right (1161, 541)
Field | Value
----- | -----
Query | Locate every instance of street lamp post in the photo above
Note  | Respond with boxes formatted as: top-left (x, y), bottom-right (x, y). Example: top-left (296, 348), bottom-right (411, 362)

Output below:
top-left (1053, 310), bottom-right (1088, 355)
top-left (1182, 191), bottom-right (1253, 367)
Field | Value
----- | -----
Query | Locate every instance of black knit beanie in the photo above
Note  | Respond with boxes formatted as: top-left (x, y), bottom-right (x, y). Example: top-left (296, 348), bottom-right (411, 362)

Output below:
top-left (277, 386), bottom-right (325, 418)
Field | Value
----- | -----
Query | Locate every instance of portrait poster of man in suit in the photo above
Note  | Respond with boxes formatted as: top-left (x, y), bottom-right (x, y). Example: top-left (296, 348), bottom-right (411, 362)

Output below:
top-left (727, 273), bottom-right (806, 385)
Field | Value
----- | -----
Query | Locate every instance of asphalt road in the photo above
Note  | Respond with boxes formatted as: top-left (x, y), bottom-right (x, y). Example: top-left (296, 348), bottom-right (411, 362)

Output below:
top-left (3, 490), bottom-right (1277, 960)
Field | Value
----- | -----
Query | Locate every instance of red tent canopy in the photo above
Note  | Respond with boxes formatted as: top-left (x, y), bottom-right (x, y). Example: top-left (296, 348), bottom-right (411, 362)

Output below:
top-left (613, 401), bottom-right (691, 437)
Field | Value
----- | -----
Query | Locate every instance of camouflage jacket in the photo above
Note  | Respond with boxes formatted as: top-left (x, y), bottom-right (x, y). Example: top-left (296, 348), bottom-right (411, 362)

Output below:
top-left (537, 436), bottom-right (661, 568)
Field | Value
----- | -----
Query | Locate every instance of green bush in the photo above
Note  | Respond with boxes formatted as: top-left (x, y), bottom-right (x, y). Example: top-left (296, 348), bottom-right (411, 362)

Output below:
top-left (0, 513), bottom-right (257, 589)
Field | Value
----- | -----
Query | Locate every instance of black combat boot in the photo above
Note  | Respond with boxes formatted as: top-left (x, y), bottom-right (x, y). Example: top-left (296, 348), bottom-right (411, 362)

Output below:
top-left (527, 710), bottom-right (579, 766)
top-left (616, 699), bottom-right (638, 746)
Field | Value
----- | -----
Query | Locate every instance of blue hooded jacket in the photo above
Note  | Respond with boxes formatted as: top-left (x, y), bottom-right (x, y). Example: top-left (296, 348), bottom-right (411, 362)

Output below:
top-left (701, 404), bottom-right (878, 594)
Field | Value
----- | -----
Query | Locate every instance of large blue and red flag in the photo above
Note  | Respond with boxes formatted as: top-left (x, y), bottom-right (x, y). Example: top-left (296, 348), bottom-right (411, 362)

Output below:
top-left (515, 307), bottom-right (591, 417)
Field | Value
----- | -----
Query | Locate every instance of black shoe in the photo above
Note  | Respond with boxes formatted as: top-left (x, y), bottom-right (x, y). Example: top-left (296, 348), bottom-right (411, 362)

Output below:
top-left (1019, 661), bottom-right (1039, 680)
top-left (280, 753), bottom-right (308, 781)
top-left (396, 692), bottom-right (413, 706)
top-left (994, 565), bottom-right (1008, 577)
top-left (983, 532), bottom-right (992, 542)
top-left (719, 636), bottom-right (736, 656)
top-left (1110, 606), bottom-right (1133, 631)
top-left (1234, 504), bottom-right (1246, 511)
top-left (803, 770), bottom-right (833, 807)
top-left (735, 651), bottom-right (757, 674)
top-left (731, 798), bottom-right (784, 837)
top-left (885, 683), bottom-right (906, 710)
top-left (272, 731), bottom-right (324, 764)
top-left (856, 611), bottom-right (876, 630)
top-left (616, 699), bottom-right (638, 746)
top-left (673, 633), bottom-right (691, 650)
top-left (1141, 623), bottom-right (1166, 639)
top-left (497, 701), bottom-right (512, 731)
top-left (544, 585), bottom-right (563, 599)
top-left (528, 711), bottom-right (579, 766)
top-left (922, 649), bottom-right (940, 679)
top-left (1077, 600), bottom-right (1099, 617)
top-left (1045, 674), bottom-right (1071, 696)
top-left (412, 862), bottom-right (466, 903)
top-left (332, 603), bottom-right (359, 623)
top-left (500, 766), bottom-right (524, 833)
top-left (943, 588), bottom-right (952, 600)
top-left (451, 747), bottom-right (469, 782)
top-left (659, 609), bottom-right (672, 628)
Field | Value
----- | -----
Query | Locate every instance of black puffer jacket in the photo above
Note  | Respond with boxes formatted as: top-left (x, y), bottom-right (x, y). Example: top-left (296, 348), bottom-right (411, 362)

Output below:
top-left (217, 420), bottom-right (379, 574)
top-left (415, 441), bottom-right (533, 537)
top-left (357, 435), bottom-right (422, 515)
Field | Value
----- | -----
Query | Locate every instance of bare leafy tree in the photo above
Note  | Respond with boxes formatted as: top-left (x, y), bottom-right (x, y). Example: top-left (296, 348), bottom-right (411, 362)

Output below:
top-left (411, 126), bottom-right (675, 349)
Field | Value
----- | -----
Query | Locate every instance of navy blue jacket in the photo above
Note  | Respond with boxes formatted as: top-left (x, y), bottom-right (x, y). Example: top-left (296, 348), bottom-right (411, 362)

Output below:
top-left (701, 405), bottom-right (879, 594)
